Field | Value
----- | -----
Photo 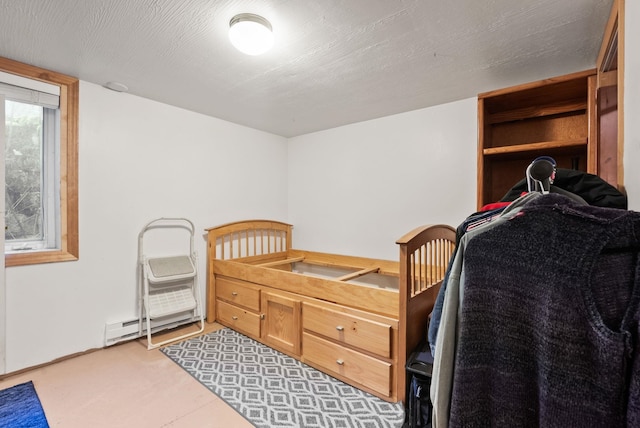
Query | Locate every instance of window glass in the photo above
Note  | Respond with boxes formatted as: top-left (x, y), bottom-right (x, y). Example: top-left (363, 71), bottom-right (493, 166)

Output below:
top-left (5, 100), bottom-right (45, 246)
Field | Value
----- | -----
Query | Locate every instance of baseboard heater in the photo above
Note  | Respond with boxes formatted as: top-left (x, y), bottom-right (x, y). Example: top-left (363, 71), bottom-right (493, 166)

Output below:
top-left (104, 312), bottom-right (198, 347)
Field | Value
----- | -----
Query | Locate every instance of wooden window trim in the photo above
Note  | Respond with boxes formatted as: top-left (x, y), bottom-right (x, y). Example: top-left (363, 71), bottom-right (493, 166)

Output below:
top-left (1, 57), bottom-right (79, 266)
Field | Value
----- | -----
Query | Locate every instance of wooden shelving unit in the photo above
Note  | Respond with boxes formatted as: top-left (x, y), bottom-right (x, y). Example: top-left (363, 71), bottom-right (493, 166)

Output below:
top-left (477, 69), bottom-right (596, 208)
top-left (477, 0), bottom-right (624, 209)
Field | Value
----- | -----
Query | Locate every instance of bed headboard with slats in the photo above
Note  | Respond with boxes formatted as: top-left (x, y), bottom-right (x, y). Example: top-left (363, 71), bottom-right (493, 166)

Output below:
top-left (398, 224), bottom-right (456, 297)
top-left (206, 219), bottom-right (292, 261)
top-left (396, 223), bottom-right (456, 379)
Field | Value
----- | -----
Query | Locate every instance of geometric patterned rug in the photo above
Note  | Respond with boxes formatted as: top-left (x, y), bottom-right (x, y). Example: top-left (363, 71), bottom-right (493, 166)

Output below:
top-left (160, 328), bottom-right (405, 428)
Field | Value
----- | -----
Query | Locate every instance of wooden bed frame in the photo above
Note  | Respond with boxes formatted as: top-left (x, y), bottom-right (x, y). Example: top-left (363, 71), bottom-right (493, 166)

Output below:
top-left (205, 220), bottom-right (455, 403)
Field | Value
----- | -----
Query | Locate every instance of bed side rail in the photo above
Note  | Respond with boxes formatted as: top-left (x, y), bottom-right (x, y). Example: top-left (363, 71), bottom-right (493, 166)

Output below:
top-left (206, 219), bottom-right (292, 260)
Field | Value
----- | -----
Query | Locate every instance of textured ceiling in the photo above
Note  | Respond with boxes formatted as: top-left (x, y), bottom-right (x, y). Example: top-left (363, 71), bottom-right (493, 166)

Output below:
top-left (0, 0), bottom-right (613, 137)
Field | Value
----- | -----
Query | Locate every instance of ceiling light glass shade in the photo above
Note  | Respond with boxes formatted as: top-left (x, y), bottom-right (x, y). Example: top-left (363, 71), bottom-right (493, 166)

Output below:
top-left (229, 13), bottom-right (274, 55)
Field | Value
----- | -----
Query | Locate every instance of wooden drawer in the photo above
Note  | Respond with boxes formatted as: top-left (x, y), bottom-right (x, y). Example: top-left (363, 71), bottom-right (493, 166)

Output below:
top-left (217, 300), bottom-right (260, 337)
top-left (303, 332), bottom-right (392, 397)
top-left (303, 303), bottom-right (392, 358)
top-left (216, 278), bottom-right (260, 312)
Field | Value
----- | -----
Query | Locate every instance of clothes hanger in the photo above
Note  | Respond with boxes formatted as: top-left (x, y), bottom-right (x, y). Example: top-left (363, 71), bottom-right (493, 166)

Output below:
top-left (525, 156), bottom-right (589, 205)
top-left (526, 156), bottom-right (557, 194)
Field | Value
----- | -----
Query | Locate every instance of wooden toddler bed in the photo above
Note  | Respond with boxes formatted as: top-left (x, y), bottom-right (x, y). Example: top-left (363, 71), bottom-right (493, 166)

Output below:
top-left (205, 220), bottom-right (455, 403)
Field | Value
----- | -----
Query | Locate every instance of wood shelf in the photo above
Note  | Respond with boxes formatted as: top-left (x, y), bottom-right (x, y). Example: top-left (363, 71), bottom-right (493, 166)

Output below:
top-left (486, 100), bottom-right (587, 125)
top-left (483, 139), bottom-right (588, 156)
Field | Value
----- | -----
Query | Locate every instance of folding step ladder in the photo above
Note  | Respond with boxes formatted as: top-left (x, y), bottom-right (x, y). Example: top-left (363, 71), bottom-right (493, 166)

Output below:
top-left (138, 218), bottom-right (204, 349)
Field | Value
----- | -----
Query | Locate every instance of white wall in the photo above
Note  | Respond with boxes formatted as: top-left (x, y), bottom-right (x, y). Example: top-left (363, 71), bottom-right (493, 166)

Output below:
top-left (624, 1), bottom-right (639, 210)
top-left (4, 85), bottom-right (478, 373)
top-left (288, 99), bottom-right (478, 261)
top-left (4, 82), bottom-right (288, 372)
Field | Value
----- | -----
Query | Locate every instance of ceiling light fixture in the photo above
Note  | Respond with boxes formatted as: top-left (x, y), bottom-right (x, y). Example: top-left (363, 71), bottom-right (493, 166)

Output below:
top-left (229, 13), bottom-right (274, 56)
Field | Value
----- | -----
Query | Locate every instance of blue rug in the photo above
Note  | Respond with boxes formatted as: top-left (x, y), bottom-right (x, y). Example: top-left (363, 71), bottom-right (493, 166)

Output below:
top-left (0, 381), bottom-right (49, 427)
top-left (161, 328), bottom-right (405, 428)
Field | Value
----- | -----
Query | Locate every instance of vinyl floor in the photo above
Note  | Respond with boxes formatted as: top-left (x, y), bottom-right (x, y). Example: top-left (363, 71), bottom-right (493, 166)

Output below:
top-left (0, 322), bottom-right (253, 428)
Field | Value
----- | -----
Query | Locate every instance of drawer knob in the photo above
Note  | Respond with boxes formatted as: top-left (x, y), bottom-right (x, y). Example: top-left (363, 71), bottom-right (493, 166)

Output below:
top-left (232, 316), bottom-right (238, 320)
top-left (336, 359), bottom-right (344, 365)
top-left (336, 325), bottom-right (344, 331)
top-left (231, 291), bottom-right (238, 296)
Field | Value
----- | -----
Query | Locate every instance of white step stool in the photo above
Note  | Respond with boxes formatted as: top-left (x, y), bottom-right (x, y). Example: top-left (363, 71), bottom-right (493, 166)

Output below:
top-left (138, 218), bottom-right (204, 349)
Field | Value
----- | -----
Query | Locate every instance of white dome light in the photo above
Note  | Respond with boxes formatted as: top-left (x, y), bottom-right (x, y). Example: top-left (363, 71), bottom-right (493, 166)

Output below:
top-left (229, 13), bottom-right (274, 56)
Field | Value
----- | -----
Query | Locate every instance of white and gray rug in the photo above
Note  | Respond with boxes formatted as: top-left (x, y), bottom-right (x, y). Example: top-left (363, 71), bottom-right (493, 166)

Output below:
top-left (160, 327), bottom-right (405, 428)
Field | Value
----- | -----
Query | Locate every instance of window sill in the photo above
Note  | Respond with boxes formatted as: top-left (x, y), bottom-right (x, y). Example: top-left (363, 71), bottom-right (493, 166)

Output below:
top-left (6, 249), bottom-right (79, 267)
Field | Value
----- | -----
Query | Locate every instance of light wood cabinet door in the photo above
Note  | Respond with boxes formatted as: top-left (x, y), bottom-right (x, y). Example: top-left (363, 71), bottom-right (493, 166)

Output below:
top-left (261, 291), bottom-right (301, 357)
top-left (594, 0), bottom-right (624, 189)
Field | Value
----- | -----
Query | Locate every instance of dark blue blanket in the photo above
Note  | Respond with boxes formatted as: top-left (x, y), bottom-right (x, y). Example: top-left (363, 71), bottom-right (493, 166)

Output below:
top-left (0, 381), bottom-right (49, 428)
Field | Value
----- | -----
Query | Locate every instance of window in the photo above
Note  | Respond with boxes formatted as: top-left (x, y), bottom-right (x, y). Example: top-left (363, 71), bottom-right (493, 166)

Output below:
top-left (4, 87), bottom-right (59, 251)
top-left (1, 57), bottom-right (78, 266)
